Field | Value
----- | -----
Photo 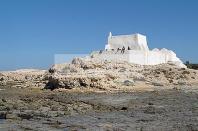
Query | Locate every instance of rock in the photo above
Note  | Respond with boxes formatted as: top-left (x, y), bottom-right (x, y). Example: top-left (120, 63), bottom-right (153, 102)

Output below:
top-left (39, 107), bottom-right (50, 113)
top-left (48, 111), bottom-right (65, 117)
top-left (6, 113), bottom-right (20, 120)
top-left (1, 54), bottom-right (197, 90)
top-left (191, 76), bottom-right (195, 79)
top-left (18, 112), bottom-right (33, 120)
top-left (0, 69), bottom-right (47, 88)
top-left (0, 73), bottom-right (4, 80)
top-left (38, 107), bottom-right (51, 117)
top-left (152, 82), bottom-right (164, 86)
top-left (118, 68), bottom-right (126, 72)
top-left (43, 56), bottom-right (198, 90)
top-left (46, 74), bottom-right (106, 89)
top-left (143, 106), bottom-right (166, 114)
top-left (182, 70), bottom-right (190, 75)
top-left (72, 57), bottom-right (84, 65)
top-left (0, 77), bottom-right (4, 81)
top-left (1, 99), bottom-right (6, 103)
top-left (17, 110), bottom-right (34, 120)
top-left (123, 80), bottom-right (134, 86)
top-left (168, 79), bottom-right (174, 83)
top-left (0, 99), bottom-right (11, 111)
top-left (0, 105), bottom-right (8, 111)
top-left (172, 87), bottom-right (181, 90)
top-left (177, 80), bottom-right (187, 85)
top-left (0, 111), bottom-right (7, 119)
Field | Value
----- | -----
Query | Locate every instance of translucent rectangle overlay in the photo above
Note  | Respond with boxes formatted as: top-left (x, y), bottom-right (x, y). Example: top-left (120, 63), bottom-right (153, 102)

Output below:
top-left (54, 54), bottom-right (88, 64)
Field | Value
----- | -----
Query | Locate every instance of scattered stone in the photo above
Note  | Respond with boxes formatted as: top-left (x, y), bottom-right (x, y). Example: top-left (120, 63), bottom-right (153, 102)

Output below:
top-left (18, 111), bottom-right (34, 120)
top-left (120, 107), bottom-right (128, 111)
top-left (169, 79), bottom-right (174, 83)
top-left (6, 113), bottom-right (20, 120)
top-left (191, 76), bottom-right (195, 79)
top-left (0, 111), bottom-right (7, 119)
top-left (123, 80), bottom-right (134, 86)
top-left (182, 70), bottom-right (190, 75)
top-left (0, 69), bottom-right (47, 88)
top-left (1, 56), bottom-right (198, 90)
top-left (0, 77), bottom-right (4, 81)
top-left (143, 106), bottom-right (166, 114)
top-left (118, 68), bottom-right (126, 72)
top-left (2, 99), bottom-right (6, 102)
top-left (152, 82), bottom-right (164, 86)
top-left (148, 102), bottom-right (154, 105)
top-left (173, 87), bottom-right (181, 90)
top-left (178, 80), bottom-right (187, 85)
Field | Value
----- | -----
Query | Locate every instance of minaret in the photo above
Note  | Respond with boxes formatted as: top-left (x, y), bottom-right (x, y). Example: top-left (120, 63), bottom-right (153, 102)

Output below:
top-left (105, 32), bottom-right (112, 50)
top-left (108, 32), bottom-right (112, 45)
top-left (108, 32), bottom-right (112, 39)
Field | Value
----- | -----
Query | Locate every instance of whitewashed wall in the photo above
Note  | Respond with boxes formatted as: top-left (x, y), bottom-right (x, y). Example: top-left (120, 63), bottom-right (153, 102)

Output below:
top-left (92, 50), bottom-right (185, 67)
top-left (92, 51), bottom-right (130, 62)
top-left (101, 32), bottom-right (186, 68)
top-left (129, 50), bottom-right (182, 65)
top-left (105, 33), bottom-right (149, 51)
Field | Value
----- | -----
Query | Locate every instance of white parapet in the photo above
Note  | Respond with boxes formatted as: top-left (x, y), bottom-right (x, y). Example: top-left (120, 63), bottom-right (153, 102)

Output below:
top-left (105, 32), bottom-right (149, 51)
top-left (102, 32), bottom-right (186, 68)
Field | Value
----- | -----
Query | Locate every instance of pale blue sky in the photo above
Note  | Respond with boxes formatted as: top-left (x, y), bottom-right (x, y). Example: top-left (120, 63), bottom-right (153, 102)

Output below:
top-left (0, 0), bottom-right (197, 70)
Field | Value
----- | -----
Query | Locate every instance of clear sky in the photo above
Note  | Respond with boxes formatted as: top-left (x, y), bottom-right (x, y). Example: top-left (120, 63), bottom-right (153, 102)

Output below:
top-left (0, 0), bottom-right (197, 70)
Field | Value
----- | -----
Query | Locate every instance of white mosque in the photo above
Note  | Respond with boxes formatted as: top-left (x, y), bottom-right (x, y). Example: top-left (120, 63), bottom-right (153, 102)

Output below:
top-left (92, 32), bottom-right (186, 68)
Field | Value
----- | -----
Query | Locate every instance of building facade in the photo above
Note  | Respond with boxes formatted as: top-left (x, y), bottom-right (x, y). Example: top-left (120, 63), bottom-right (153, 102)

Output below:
top-left (95, 32), bottom-right (186, 68)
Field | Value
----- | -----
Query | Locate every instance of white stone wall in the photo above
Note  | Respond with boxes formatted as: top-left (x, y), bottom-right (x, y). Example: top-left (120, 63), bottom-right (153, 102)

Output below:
top-left (128, 50), bottom-right (147, 65)
top-left (92, 51), bottom-right (130, 62)
top-left (127, 50), bottom-right (168, 65)
top-left (102, 32), bottom-right (186, 68)
top-left (128, 50), bottom-right (183, 66)
top-left (92, 50), bottom-right (186, 68)
top-left (147, 51), bottom-right (166, 65)
top-left (136, 34), bottom-right (149, 51)
top-left (105, 33), bottom-right (149, 51)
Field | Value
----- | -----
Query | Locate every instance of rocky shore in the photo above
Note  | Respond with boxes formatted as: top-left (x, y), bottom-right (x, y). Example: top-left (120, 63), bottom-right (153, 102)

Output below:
top-left (0, 69), bottom-right (47, 88)
top-left (0, 86), bottom-right (197, 130)
top-left (0, 57), bottom-right (198, 130)
top-left (1, 57), bottom-right (198, 90)
top-left (46, 57), bottom-right (198, 90)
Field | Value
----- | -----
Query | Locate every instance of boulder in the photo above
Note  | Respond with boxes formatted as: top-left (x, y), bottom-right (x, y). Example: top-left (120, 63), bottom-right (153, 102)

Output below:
top-left (123, 80), bottom-right (134, 86)
top-left (0, 111), bottom-right (7, 119)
